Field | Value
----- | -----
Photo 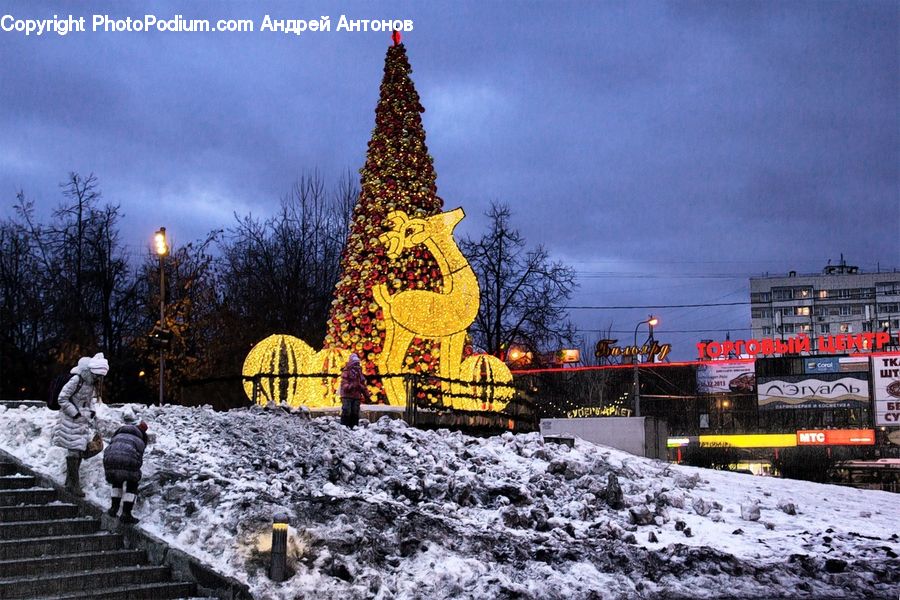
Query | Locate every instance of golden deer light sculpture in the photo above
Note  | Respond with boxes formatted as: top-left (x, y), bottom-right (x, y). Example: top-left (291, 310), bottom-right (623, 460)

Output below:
top-left (373, 208), bottom-right (480, 405)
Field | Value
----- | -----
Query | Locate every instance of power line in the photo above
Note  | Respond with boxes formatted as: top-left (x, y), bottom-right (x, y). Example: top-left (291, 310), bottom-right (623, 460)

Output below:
top-left (565, 301), bottom-right (750, 309)
top-left (578, 327), bottom-right (751, 334)
top-left (574, 272), bottom-right (746, 279)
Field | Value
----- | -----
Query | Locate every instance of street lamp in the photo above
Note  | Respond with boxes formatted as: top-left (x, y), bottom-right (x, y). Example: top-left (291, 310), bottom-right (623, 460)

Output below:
top-left (632, 315), bottom-right (658, 418)
top-left (154, 227), bottom-right (168, 406)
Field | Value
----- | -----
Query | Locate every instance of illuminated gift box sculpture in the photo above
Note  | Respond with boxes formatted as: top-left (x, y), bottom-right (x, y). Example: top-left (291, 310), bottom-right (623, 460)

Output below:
top-left (243, 34), bottom-right (513, 411)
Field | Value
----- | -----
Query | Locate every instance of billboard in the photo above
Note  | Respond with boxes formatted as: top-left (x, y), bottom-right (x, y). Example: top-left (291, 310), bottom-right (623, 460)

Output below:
top-left (796, 429), bottom-right (875, 445)
top-left (838, 356), bottom-right (869, 373)
top-left (872, 353), bottom-right (900, 426)
top-left (803, 357), bottom-right (839, 374)
top-left (803, 356), bottom-right (868, 374)
top-left (696, 360), bottom-right (756, 394)
top-left (757, 373), bottom-right (869, 410)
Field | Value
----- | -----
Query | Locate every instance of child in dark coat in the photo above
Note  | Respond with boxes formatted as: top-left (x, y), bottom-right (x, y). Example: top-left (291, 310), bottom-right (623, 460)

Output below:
top-left (103, 407), bottom-right (148, 524)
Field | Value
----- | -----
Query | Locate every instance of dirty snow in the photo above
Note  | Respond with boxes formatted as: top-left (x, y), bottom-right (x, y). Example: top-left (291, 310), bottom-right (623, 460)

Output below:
top-left (0, 402), bottom-right (898, 599)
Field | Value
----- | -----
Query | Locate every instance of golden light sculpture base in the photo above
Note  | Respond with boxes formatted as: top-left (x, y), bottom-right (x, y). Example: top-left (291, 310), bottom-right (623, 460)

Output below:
top-left (241, 334), bottom-right (314, 407)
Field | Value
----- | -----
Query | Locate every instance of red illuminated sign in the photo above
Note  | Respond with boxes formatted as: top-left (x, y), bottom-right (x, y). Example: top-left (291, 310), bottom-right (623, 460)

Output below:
top-left (698, 332), bottom-right (892, 360)
top-left (796, 429), bottom-right (875, 446)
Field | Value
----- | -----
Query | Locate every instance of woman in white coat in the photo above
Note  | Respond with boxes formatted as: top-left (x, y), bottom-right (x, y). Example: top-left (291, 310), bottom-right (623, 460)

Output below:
top-left (51, 353), bottom-right (108, 496)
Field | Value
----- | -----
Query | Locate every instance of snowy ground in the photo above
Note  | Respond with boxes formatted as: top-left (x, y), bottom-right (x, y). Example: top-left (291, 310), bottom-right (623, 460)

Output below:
top-left (1, 402), bottom-right (898, 600)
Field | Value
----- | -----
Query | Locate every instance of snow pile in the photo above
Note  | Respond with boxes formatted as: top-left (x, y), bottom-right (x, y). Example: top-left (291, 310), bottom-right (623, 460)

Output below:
top-left (1, 403), bottom-right (898, 599)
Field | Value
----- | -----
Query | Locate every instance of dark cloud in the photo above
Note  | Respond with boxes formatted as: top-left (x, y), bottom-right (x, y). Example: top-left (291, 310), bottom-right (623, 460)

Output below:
top-left (1, 0), bottom-right (897, 358)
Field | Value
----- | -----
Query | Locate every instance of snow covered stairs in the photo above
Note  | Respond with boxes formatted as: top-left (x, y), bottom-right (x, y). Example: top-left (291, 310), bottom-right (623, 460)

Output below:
top-left (0, 460), bottom-right (196, 599)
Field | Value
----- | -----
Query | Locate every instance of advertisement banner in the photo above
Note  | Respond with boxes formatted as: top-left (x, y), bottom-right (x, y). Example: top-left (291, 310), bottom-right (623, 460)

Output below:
top-left (803, 357), bottom-right (839, 374)
top-left (696, 360), bottom-right (756, 394)
top-left (872, 353), bottom-right (900, 426)
top-left (757, 373), bottom-right (869, 410)
top-left (839, 356), bottom-right (869, 373)
top-left (796, 429), bottom-right (875, 445)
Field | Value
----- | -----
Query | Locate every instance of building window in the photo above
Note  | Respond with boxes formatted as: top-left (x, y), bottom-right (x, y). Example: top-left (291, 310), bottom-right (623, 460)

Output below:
top-left (818, 289), bottom-right (829, 299)
top-left (876, 282), bottom-right (900, 295)
top-left (839, 306), bottom-right (852, 316)
top-left (762, 326), bottom-right (772, 336)
top-left (751, 292), bottom-right (772, 303)
top-left (815, 307), bottom-right (827, 316)
top-left (837, 289), bottom-right (853, 299)
top-left (773, 288), bottom-right (794, 301)
top-left (795, 306), bottom-right (810, 316)
top-left (795, 287), bottom-right (812, 298)
top-left (839, 323), bottom-right (852, 333)
top-left (881, 303), bottom-right (899, 313)
top-left (881, 320), bottom-right (891, 329)
top-left (851, 306), bottom-right (863, 315)
top-left (820, 324), bottom-right (830, 334)
top-left (799, 324), bottom-right (812, 333)
top-left (783, 324), bottom-right (795, 333)
top-left (862, 322), bottom-right (873, 332)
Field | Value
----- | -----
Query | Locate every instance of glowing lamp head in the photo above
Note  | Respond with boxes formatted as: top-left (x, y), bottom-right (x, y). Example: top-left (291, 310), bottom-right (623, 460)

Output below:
top-left (154, 227), bottom-right (169, 256)
top-left (648, 317), bottom-right (659, 327)
top-left (558, 349), bottom-right (581, 363)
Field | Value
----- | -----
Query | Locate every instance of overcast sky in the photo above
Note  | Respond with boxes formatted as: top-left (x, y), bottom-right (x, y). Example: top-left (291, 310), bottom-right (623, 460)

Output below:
top-left (2, 0), bottom-right (898, 360)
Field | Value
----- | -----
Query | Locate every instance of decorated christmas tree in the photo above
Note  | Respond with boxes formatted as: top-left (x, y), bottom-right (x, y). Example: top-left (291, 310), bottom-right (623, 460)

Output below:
top-left (324, 34), bottom-right (446, 404)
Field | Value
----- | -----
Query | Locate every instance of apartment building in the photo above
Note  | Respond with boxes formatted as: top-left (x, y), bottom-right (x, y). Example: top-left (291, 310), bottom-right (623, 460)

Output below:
top-left (750, 260), bottom-right (900, 353)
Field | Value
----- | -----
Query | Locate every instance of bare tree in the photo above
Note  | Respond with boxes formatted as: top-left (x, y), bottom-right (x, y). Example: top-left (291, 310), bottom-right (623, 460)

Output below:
top-left (461, 202), bottom-right (578, 359)
top-left (217, 171), bottom-right (353, 354)
top-left (2, 177), bottom-right (141, 398)
top-left (0, 208), bottom-right (47, 397)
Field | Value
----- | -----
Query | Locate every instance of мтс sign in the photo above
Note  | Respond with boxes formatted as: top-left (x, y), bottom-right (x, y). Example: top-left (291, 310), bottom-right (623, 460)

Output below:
top-left (798, 431), bottom-right (825, 443)
top-left (796, 429), bottom-right (875, 446)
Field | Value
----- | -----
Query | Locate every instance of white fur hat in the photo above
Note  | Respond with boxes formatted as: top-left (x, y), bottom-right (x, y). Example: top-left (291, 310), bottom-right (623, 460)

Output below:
top-left (88, 352), bottom-right (109, 376)
top-left (71, 356), bottom-right (91, 375)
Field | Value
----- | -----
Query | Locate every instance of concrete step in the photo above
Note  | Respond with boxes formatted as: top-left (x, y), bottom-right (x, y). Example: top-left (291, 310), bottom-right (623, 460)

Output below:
top-left (0, 517), bottom-right (99, 539)
top-left (0, 532), bottom-right (123, 560)
top-left (0, 549), bottom-right (146, 578)
top-left (0, 460), bottom-right (215, 598)
top-left (0, 475), bottom-right (36, 490)
top-left (0, 488), bottom-right (57, 506)
top-left (0, 503), bottom-right (79, 522)
top-left (0, 564), bottom-right (171, 598)
top-left (32, 580), bottom-right (197, 600)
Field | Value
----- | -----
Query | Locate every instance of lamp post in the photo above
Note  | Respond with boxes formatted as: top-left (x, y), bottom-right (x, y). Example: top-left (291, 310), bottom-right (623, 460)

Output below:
top-left (154, 227), bottom-right (168, 406)
top-left (632, 315), bottom-right (658, 418)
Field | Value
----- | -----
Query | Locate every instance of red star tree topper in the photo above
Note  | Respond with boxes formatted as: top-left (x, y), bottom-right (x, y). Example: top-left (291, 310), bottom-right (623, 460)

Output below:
top-left (324, 38), bottom-right (445, 403)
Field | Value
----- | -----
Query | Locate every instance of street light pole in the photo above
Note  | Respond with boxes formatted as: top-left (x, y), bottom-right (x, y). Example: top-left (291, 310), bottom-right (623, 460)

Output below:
top-left (632, 315), bottom-right (658, 418)
top-left (154, 227), bottom-right (168, 407)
